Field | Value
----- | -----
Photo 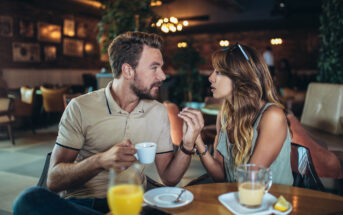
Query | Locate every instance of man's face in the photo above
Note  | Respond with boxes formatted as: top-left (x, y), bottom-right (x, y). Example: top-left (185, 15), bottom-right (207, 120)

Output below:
top-left (130, 45), bottom-right (166, 99)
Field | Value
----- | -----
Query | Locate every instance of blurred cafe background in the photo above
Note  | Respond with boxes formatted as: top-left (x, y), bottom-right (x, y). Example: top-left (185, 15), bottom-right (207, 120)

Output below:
top-left (0, 0), bottom-right (342, 214)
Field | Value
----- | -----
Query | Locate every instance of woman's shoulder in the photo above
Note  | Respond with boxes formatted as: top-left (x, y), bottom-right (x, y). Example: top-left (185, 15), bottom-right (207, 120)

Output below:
top-left (259, 104), bottom-right (287, 128)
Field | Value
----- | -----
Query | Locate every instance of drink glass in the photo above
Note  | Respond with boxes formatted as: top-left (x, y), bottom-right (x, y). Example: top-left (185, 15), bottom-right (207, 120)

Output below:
top-left (107, 163), bottom-right (144, 215)
top-left (236, 164), bottom-right (272, 208)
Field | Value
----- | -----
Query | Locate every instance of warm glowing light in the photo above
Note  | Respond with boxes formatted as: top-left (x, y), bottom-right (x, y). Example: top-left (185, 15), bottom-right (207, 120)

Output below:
top-left (170, 17), bottom-right (178, 24)
top-left (85, 43), bottom-right (93, 52)
top-left (177, 42), bottom-right (187, 48)
top-left (150, 0), bottom-right (162, 6)
top-left (270, 38), bottom-right (283, 45)
top-left (50, 31), bottom-right (61, 39)
top-left (161, 24), bottom-right (169, 33)
top-left (153, 16), bottom-right (188, 33)
top-left (219, 40), bottom-right (230, 47)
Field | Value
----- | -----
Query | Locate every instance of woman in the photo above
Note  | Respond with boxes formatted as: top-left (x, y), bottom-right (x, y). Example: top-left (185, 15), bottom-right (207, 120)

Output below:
top-left (179, 44), bottom-right (293, 185)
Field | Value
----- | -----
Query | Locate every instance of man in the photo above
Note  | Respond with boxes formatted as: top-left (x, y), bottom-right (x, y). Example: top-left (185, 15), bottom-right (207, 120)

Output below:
top-left (13, 32), bottom-right (203, 215)
top-left (263, 46), bottom-right (275, 78)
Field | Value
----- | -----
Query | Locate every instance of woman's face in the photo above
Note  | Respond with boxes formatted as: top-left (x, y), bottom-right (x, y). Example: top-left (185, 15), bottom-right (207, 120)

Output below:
top-left (209, 70), bottom-right (233, 99)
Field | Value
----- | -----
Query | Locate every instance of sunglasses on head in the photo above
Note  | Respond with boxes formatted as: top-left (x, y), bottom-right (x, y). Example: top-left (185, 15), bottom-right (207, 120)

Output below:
top-left (227, 43), bottom-right (250, 62)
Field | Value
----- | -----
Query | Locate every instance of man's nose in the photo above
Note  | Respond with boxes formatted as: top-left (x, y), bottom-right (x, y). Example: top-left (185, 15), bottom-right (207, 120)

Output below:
top-left (159, 69), bottom-right (166, 81)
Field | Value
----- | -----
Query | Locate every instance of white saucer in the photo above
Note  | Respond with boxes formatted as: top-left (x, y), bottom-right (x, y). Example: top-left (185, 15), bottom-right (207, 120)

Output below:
top-left (144, 187), bottom-right (194, 208)
top-left (218, 192), bottom-right (292, 215)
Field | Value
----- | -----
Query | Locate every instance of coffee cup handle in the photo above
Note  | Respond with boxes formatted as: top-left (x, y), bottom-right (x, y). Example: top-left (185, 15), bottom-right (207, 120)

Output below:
top-left (264, 169), bottom-right (272, 193)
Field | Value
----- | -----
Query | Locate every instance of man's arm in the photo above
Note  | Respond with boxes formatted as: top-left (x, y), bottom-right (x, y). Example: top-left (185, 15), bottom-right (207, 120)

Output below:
top-left (155, 108), bottom-right (204, 186)
top-left (47, 140), bottom-right (136, 192)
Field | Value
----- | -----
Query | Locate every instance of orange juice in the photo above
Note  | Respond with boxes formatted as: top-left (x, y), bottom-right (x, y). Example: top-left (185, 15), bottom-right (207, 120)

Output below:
top-left (107, 184), bottom-right (143, 215)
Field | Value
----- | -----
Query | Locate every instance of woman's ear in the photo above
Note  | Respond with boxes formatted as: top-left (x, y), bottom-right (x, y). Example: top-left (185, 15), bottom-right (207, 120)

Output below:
top-left (122, 63), bottom-right (134, 80)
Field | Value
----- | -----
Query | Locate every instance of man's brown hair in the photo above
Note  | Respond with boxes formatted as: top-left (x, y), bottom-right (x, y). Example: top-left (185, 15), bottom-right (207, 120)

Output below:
top-left (108, 31), bottom-right (163, 78)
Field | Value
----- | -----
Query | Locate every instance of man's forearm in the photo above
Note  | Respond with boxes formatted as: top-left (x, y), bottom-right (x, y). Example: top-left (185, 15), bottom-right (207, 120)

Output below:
top-left (47, 154), bottom-right (103, 192)
top-left (160, 150), bottom-right (192, 186)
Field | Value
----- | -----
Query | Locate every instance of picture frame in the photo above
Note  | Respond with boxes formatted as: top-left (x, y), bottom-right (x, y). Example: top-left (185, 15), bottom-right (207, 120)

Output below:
top-left (63, 38), bottom-right (83, 57)
top-left (44, 45), bottom-right (57, 61)
top-left (19, 20), bottom-right (34, 38)
top-left (63, 19), bottom-right (75, 37)
top-left (37, 22), bottom-right (61, 43)
top-left (12, 42), bottom-right (40, 62)
top-left (0, 16), bottom-right (13, 37)
top-left (77, 23), bottom-right (87, 38)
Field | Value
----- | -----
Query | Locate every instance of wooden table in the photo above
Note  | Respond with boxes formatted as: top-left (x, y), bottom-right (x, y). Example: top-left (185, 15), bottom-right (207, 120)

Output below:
top-left (163, 183), bottom-right (343, 215)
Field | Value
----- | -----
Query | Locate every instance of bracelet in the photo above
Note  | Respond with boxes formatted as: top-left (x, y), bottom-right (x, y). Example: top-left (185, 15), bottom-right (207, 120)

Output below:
top-left (197, 145), bottom-right (208, 157)
top-left (180, 141), bottom-right (195, 155)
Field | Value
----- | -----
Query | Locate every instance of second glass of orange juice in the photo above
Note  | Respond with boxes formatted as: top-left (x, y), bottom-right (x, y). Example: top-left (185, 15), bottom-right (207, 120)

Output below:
top-left (107, 164), bottom-right (144, 215)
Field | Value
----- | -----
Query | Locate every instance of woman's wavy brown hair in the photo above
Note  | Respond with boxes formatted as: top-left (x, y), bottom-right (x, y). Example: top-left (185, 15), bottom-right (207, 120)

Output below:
top-left (212, 44), bottom-right (284, 166)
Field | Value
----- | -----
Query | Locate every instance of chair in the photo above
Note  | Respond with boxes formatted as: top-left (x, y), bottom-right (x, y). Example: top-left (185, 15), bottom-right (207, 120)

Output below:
top-left (0, 98), bottom-right (15, 145)
top-left (63, 93), bottom-right (82, 109)
top-left (40, 86), bottom-right (69, 113)
top-left (163, 102), bottom-right (183, 146)
top-left (291, 142), bottom-right (326, 191)
top-left (13, 86), bottom-right (36, 134)
top-left (37, 152), bottom-right (52, 188)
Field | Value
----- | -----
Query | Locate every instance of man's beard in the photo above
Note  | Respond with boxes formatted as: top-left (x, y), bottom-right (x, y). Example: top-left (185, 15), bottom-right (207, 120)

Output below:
top-left (130, 81), bottom-right (163, 100)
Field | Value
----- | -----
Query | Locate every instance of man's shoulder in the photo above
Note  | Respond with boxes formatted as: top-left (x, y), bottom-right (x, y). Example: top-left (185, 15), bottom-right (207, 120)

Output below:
top-left (74, 88), bottom-right (106, 104)
top-left (142, 100), bottom-right (167, 114)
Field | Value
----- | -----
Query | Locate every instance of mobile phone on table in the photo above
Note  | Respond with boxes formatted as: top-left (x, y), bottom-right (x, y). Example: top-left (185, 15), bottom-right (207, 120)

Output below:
top-left (141, 205), bottom-right (172, 215)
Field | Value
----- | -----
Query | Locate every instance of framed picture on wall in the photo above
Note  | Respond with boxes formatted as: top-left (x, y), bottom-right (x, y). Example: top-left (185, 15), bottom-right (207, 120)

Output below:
top-left (0, 16), bottom-right (13, 37)
top-left (19, 20), bottom-right (34, 38)
top-left (12, 42), bottom-right (40, 62)
top-left (77, 23), bottom-right (87, 38)
top-left (63, 38), bottom-right (83, 57)
top-left (63, 19), bottom-right (75, 37)
top-left (37, 22), bottom-right (61, 43)
top-left (44, 45), bottom-right (57, 61)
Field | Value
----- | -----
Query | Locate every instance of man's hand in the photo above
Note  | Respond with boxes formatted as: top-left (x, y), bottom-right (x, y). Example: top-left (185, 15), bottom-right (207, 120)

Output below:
top-left (98, 139), bottom-right (137, 171)
top-left (178, 108), bottom-right (204, 150)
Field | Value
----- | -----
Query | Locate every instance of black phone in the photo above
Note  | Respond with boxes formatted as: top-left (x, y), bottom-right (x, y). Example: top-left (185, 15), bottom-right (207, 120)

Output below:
top-left (141, 205), bottom-right (172, 215)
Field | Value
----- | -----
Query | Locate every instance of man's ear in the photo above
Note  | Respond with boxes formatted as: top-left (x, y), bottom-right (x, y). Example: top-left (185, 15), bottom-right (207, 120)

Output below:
top-left (121, 63), bottom-right (134, 80)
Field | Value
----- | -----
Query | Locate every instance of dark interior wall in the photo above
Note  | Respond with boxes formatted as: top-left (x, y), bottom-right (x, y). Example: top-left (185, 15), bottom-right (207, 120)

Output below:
top-left (164, 29), bottom-right (320, 73)
top-left (0, 0), bottom-right (104, 70)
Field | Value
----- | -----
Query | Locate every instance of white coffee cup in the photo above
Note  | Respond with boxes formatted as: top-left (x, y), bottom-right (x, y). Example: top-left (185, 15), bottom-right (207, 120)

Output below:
top-left (134, 142), bottom-right (157, 164)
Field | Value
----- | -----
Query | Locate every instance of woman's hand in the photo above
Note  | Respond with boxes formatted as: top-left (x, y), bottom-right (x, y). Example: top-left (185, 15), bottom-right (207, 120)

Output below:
top-left (178, 108), bottom-right (204, 150)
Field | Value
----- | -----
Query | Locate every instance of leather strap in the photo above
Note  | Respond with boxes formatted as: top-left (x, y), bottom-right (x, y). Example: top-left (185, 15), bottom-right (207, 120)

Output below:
top-left (180, 141), bottom-right (195, 155)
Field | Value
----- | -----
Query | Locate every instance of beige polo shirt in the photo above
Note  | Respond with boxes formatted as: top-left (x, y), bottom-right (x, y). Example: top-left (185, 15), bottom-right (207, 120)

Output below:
top-left (56, 82), bottom-right (173, 198)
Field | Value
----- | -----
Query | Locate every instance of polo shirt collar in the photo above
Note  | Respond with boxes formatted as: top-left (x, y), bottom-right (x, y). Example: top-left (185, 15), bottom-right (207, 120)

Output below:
top-left (104, 81), bottom-right (145, 115)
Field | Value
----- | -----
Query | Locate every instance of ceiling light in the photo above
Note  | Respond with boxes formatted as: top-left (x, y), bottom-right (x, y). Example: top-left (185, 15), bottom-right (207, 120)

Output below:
top-left (270, 38), bottom-right (283, 45)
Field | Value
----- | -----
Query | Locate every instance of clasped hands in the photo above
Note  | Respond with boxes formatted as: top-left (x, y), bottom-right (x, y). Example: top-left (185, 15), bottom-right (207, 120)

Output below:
top-left (178, 107), bottom-right (205, 151)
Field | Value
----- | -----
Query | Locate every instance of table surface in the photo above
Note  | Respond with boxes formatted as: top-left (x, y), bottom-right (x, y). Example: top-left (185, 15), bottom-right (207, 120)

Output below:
top-left (162, 183), bottom-right (343, 215)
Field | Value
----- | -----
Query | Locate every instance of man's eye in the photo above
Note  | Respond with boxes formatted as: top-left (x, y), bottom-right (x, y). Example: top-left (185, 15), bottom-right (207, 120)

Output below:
top-left (152, 67), bottom-right (157, 70)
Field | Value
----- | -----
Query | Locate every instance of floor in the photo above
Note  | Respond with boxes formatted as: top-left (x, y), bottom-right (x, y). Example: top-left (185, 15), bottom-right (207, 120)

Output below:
top-left (0, 125), bottom-right (206, 215)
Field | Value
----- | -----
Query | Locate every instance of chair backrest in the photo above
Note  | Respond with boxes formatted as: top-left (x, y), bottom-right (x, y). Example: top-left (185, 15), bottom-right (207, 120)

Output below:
top-left (40, 86), bottom-right (69, 113)
top-left (163, 101), bottom-right (183, 146)
top-left (291, 142), bottom-right (325, 191)
top-left (20, 86), bottom-right (35, 104)
top-left (37, 152), bottom-right (51, 188)
top-left (0, 98), bottom-right (15, 124)
top-left (63, 93), bottom-right (81, 109)
top-left (301, 83), bottom-right (343, 135)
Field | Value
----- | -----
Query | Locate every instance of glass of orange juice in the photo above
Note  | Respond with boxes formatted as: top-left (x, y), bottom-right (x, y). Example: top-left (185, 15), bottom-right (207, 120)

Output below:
top-left (107, 164), bottom-right (144, 215)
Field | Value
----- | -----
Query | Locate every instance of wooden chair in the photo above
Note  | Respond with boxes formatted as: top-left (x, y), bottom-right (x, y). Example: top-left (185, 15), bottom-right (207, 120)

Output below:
top-left (0, 98), bottom-right (15, 145)
top-left (13, 86), bottom-right (36, 134)
top-left (40, 86), bottom-right (69, 113)
top-left (63, 93), bottom-right (82, 109)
